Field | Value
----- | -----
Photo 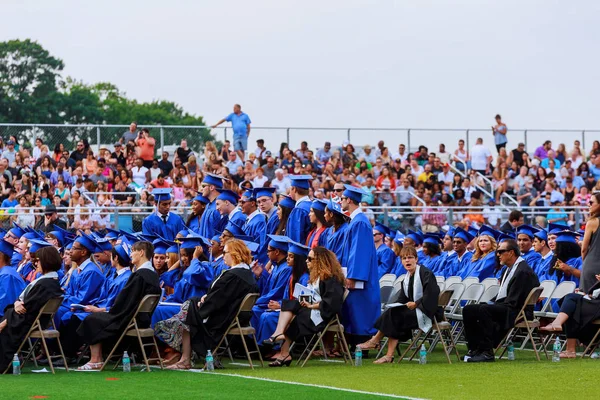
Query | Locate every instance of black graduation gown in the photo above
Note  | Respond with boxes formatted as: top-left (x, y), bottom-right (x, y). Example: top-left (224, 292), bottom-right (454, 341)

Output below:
top-left (77, 269), bottom-right (160, 345)
top-left (375, 266), bottom-right (441, 341)
top-left (0, 278), bottom-right (63, 372)
top-left (185, 267), bottom-right (259, 357)
top-left (564, 281), bottom-right (600, 344)
top-left (281, 277), bottom-right (345, 342)
top-left (493, 260), bottom-right (540, 331)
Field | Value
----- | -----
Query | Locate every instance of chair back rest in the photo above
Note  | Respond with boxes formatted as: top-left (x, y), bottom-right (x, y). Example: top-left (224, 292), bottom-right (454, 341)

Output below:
top-left (444, 276), bottom-right (462, 287)
top-left (445, 283), bottom-right (465, 313)
top-left (462, 277), bottom-right (479, 288)
top-left (524, 287), bottom-right (544, 307)
top-left (388, 278), bottom-right (405, 302)
top-left (380, 286), bottom-right (394, 304)
top-left (539, 280), bottom-right (557, 298)
top-left (478, 285), bottom-right (499, 303)
top-left (481, 277), bottom-right (499, 290)
top-left (238, 293), bottom-right (259, 313)
top-left (438, 281), bottom-right (445, 292)
top-left (396, 274), bottom-right (406, 284)
top-left (551, 281), bottom-right (576, 299)
top-left (135, 294), bottom-right (161, 315)
top-left (379, 274), bottom-right (396, 286)
top-left (436, 276), bottom-right (445, 284)
top-left (438, 289), bottom-right (454, 308)
top-left (40, 296), bottom-right (64, 315)
top-left (460, 283), bottom-right (485, 303)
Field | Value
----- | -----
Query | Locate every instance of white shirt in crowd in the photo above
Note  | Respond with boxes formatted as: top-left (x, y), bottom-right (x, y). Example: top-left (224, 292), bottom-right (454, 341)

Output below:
top-left (132, 166), bottom-right (149, 187)
top-left (470, 144), bottom-right (492, 171)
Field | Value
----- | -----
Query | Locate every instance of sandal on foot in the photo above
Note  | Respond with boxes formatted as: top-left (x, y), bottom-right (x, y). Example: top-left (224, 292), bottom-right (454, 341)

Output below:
top-left (77, 362), bottom-right (103, 371)
top-left (269, 355), bottom-right (292, 367)
top-left (167, 361), bottom-right (191, 370)
top-left (357, 339), bottom-right (381, 351)
top-left (559, 351), bottom-right (576, 359)
top-left (540, 324), bottom-right (563, 332)
top-left (373, 356), bottom-right (394, 364)
top-left (262, 334), bottom-right (285, 346)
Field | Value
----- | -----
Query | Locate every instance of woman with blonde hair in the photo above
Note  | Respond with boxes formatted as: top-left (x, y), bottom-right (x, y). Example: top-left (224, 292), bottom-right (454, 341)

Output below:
top-left (159, 239), bottom-right (259, 370)
top-left (267, 246), bottom-right (345, 367)
top-left (459, 227), bottom-right (498, 280)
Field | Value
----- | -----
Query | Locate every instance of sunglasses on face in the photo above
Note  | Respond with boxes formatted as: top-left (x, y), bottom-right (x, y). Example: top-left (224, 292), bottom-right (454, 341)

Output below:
top-left (496, 249), bottom-right (510, 255)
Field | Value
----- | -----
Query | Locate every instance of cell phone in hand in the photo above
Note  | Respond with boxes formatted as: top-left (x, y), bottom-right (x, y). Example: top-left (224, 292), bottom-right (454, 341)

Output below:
top-left (299, 295), bottom-right (313, 304)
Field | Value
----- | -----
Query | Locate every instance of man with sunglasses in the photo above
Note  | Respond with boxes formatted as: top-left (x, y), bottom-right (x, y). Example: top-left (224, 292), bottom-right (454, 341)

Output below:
top-left (463, 239), bottom-right (539, 363)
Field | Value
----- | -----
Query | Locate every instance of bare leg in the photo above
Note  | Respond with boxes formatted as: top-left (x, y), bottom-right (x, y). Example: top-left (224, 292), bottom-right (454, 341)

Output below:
top-left (357, 331), bottom-right (384, 350)
top-left (271, 311), bottom-right (294, 337)
top-left (179, 330), bottom-right (192, 365)
top-left (89, 343), bottom-right (103, 363)
top-left (279, 337), bottom-right (292, 358)
top-left (565, 338), bottom-right (577, 353)
top-left (541, 312), bottom-right (569, 331)
top-left (237, 149), bottom-right (245, 162)
top-left (386, 338), bottom-right (399, 357)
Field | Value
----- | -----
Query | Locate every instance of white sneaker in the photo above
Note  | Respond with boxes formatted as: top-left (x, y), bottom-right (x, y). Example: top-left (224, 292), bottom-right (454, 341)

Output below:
top-left (591, 352), bottom-right (600, 359)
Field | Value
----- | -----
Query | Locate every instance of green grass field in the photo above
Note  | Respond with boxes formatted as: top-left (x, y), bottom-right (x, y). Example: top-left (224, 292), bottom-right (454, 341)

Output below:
top-left (2, 348), bottom-right (597, 400)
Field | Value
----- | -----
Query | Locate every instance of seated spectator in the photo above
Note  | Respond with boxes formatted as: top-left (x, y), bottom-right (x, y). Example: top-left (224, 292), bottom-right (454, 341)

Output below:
top-left (359, 144), bottom-right (377, 164)
top-left (534, 140), bottom-right (552, 162)
top-left (358, 245), bottom-right (440, 364)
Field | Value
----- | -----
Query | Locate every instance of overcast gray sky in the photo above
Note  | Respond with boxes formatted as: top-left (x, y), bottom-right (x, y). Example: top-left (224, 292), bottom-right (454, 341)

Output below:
top-left (3, 0), bottom-right (599, 151)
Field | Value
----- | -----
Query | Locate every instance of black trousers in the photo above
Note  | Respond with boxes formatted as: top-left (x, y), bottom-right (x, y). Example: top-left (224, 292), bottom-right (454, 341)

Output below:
top-left (463, 303), bottom-right (510, 352)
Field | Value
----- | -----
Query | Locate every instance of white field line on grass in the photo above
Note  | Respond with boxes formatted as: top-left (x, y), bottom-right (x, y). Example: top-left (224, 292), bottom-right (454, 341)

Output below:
top-left (179, 368), bottom-right (429, 400)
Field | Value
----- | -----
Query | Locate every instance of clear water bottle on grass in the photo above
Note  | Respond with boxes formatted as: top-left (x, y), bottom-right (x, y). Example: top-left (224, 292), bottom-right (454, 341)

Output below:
top-left (123, 351), bottom-right (131, 372)
top-left (552, 337), bottom-right (561, 362)
top-left (12, 354), bottom-right (20, 375)
top-left (354, 347), bottom-right (362, 366)
top-left (205, 350), bottom-right (214, 372)
top-left (419, 344), bottom-right (427, 364)
top-left (507, 341), bottom-right (515, 361)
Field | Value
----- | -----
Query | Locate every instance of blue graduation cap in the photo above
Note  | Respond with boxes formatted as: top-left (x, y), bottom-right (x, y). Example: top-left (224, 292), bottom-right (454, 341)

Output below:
top-left (224, 220), bottom-right (246, 237)
top-left (105, 227), bottom-right (121, 240)
top-left (373, 223), bottom-right (390, 236)
top-left (75, 232), bottom-right (101, 253)
top-left (534, 228), bottom-right (548, 242)
top-left (202, 173), bottom-right (224, 189)
top-left (216, 189), bottom-right (240, 204)
top-left (288, 241), bottom-right (310, 257)
top-left (152, 188), bottom-right (172, 203)
top-left (577, 228), bottom-right (585, 237)
top-left (406, 229), bottom-right (424, 246)
top-left (139, 233), bottom-right (159, 242)
top-left (548, 223), bottom-right (567, 235)
top-left (444, 226), bottom-right (455, 239)
top-left (394, 230), bottom-right (405, 244)
top-left (211, 234), bottom-right (221, 244)
top-left (192, 190), bottom-right (210, 204)
top-left (311, 199), bottom-right (327, 213)
top-left (29, 239), bottom-right (53, 253)
top-left (8, 222), bottom-right (26, 239)
top-left (497, 232), bottom-right (514, 243)
top-left (0, 240), bottom-right (14, 258)
top-left (555, 230), bottom-right (579, 244)
top-left (516, 224), bottom-right (539, 239)
top-left (166, 241), bottom-right (179, 254)
top-left (289, 175), bottom-right (312, 190)
top-left (423, 233), bottom-right (442, 246)
top-left (177, 229), bottom-right (189, 238)
top-left (468, 226), bottom-right (479, 238)
top-left (478, 225), bottom-right (498, 240)
top-left (325, 199), bottom-right (344, 216)
top-left (242, 189), bottom-right (255, 201)
top-left (63, 236), bottom-right (75, 250)
top-left (114, 242), bottom-right (132, 265)
top-left (342, 184), bottom-right (365, 203)
top-left (95, 237), bottom-right (113, 253)
top-left (266, 234), bottom-right (289, 252)
top-left (119, 230), bottom-right (140, 243)
top-left (279, 195), bottom-right (296, 209)
top-left (242, 239), bottom-right (260, 253)
top-left (152, 238), bottom-right (170, 255)
top-left (23, 231), bottom-right (43, 241)
top-left (180, 235), bottom-right (211, 250)
top-left (253, 187), bottom-right (276, 200)
top-left (453, 227), bottom-right (475, 244)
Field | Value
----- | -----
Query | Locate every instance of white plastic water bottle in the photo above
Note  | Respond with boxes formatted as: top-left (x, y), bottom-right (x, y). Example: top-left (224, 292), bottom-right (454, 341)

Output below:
top-left (354, 347), bottom-right (362, 366)
top-left (507, 341), bottom-right (515, 361)
top-left (12, 354), bottom-right (20, 375)
top-left (123, 351), bottom-right (131, 372)
top-left (419, 344), bottom-right (427, 364)
top-left (205, 350), bottom-right (214, 371)
top-left (552, 337), bottom-right (561, 362)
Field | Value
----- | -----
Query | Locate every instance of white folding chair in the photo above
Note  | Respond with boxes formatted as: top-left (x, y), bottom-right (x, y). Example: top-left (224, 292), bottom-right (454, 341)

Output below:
top-left (380, 281), bottom-right (395, 310)
top-left (478, 285), bottom-right (500, 304)
top-left (444, 276), bottom-right (462, 287)
top-left (444, 283), bottom-right (465, 315)
top-left (436, 276), bottom-right (445, 285)
top-left (380, 274), bottom-right (396, 286)
top-left (536, 281), bottom-right (575, 319)
top-left (533, 280), bottom-right (558, 319)
top-left (447, 284), bottom-right (485, 342)
top-left (481, 277), bottom-right (499, 291)
top-left (461, 277), bottom-right (479, 288)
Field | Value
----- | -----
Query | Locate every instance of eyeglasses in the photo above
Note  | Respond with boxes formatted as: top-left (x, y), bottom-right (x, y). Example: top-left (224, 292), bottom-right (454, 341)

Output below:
top-left (266, 248), bottom-right (277, 253)
top-left (333, 188), bottom-right (344, 192)
top-left (373, 233), bottom-right (383, 237)
top-left (222, 250), bottom-right (229, 255)
top-left (340, 196), bottom-right (348, 201)
top-left (496, 249), bottom-right (509, 255)
top-left (307, 256), bottom-right (314, 262)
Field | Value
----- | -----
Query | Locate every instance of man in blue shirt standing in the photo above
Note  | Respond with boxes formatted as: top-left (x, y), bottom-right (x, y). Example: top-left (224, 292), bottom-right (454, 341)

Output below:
top-left (212, 104), bottom-right (251, 161)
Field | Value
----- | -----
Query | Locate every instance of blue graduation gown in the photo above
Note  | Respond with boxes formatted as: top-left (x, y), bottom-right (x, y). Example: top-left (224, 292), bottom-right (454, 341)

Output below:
top-left (55, 259), bottom-right (106, 326)
top-left (256, 273), bottom-right (309, 344)
top-left (449, 250), bottom-right (473, 278)
top-left (391, 257), bottom-right (406, 277)
top-left (188, 214), bottom-right (202, 234)
top-left (142, 212), bottom-right (186, 241)
top-left (266, 211), bottom-right (280, 236)
top-left (437, 251), bottom-right (457, 277)
top-left (63, 269), bottom-right (132, 322)
top-left (250, 260), bottom-right (292, 330)
top-left (325, 223), bottom-right (348, 262)
top-left (10, 252), bottom-right (22, 269)
top-left (17, 261), bottom-right (34, 282)
top-left (198, 199), bottom-right (223, 239)
top-left (460, 252), bottom-right (496, 280)
top-left (307, 227), bottom-right (330, 248)
top-left (565, 257), bottom-right (582, 287)
top-left (212, 256), bottom-right (228, 279)
top-left (0, 266), bottom-right (26, 318)
top-left (422, 254), bottom-right (443, 276)
top-left (285, 199), bottom-right (311, 244)
top-left (376, 244), bottom-right (396, 279)
top-left (522, 249), bottom-right (542, 275)
top-left (535, 252), bottom-right (554, 280)
top-left (341, 211), bottom-right (380, 336)
top-left (152, 259), bottom-right (214, 325)
top-left (243, 211), bottom-right (268, 265)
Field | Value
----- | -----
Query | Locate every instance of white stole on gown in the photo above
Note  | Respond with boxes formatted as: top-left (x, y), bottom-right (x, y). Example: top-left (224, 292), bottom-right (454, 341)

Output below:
top-left (403, 265), bottom-right (432, 333)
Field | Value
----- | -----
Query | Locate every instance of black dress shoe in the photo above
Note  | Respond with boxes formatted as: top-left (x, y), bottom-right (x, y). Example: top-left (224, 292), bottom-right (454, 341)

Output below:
top-left (467, 350), bottom-right (495, 363)
top-left (37, 357), bottom-right (50, 366)
top-left (463, 350), bottom-right (478, 362)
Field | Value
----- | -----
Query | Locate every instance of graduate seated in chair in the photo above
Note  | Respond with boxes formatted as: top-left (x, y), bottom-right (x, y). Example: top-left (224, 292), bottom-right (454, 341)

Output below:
top-left (357, 245), bottom-right (442, 364)
top-left (0, 240), bottom-right (26, 318)
top-left (76, 241), bottom-right (160, 371)
top-left (265, 247), bottom-right (345, 367)
top-left (0, 247), bottom-right (63, 373)
top-left (155, 239), bottom-right (258, 370)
